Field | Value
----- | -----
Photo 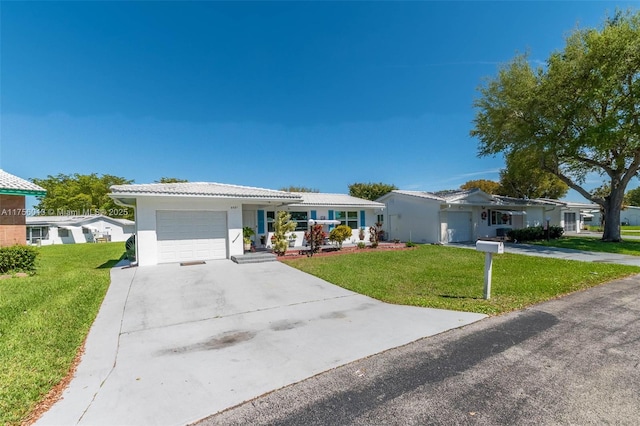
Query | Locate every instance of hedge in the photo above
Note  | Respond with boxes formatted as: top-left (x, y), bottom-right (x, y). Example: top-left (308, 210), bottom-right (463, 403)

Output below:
top-left (507, 226), bottom-right (564, 242)
top-left (0, 245), bottom-right (39, 274)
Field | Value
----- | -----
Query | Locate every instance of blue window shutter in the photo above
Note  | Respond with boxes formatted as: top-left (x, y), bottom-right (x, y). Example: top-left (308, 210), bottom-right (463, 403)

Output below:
top-left (257, 210), bottom-right (265, 234)
top-left (360, 210), bottom-right (366, 228)
top-left (311, 210), bottom-right (317, 220)
top-left (328, 210), bottom-right (335, 230)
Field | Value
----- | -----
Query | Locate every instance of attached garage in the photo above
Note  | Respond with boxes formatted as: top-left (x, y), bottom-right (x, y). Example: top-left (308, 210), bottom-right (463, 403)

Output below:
top-left (109, 182), bottom-right (306, 266)
top-left (156, 210), bottom-right (227, 263)
top-left (446, 211), bottom-right (472, 243)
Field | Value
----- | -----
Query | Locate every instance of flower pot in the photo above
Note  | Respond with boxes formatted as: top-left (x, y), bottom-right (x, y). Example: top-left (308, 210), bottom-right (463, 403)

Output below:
top-left (288, 240), bottom-right (296, 248)
top-left (244, 243), bottom-right (251, 251)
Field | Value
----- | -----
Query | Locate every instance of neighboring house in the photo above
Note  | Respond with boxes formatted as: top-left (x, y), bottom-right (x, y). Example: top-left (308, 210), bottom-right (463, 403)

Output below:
top-left (533, 198), bottom-right (598, 232)
top-left (377, 189), bottom-right (566, 244)
top-left (26, 215), bottom-right (135, 246)
top-left (590, 205), bottom-right (640, 227)
top-left (108, 182), bottom-right (385, 266)
top-left (0, 169), bottom-right (46, 247)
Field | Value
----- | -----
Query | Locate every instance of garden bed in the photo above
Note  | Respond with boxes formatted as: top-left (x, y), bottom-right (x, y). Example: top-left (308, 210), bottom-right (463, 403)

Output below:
top-left (278, 242), bottom-right (413, 260)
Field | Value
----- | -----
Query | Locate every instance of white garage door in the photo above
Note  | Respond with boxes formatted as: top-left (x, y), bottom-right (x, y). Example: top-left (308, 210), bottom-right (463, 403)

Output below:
top-left (447, 212), bottom-right (472, 243)
top-left (156, 211), bottom-right (227, 263)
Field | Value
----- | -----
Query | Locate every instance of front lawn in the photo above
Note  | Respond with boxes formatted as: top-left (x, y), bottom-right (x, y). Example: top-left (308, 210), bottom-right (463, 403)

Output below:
top-left (283, 245), bottom-right (639, 315)
top-left (0, 243), bottom-right (124, 425)
top-left (533, 236), bottom-right (640, 256)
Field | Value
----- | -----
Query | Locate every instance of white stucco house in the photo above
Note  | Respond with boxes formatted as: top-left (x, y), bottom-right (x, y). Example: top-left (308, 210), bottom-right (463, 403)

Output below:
top-left (109, 182), bottom-right (385, 266)
top-left (26, 215), bottom-right (135, 246)
top-left (376, 189), bottom-right (589, 244)
top-left (589, 205), bottom-right (640, 227)
top-left (533, 199), bottom-right (598, 231)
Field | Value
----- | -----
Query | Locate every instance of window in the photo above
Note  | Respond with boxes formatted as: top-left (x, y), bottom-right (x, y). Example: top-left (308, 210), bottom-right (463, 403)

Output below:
top-left (336, 211), bottom-right (358, 229)
top-left (58, 228), bottom-right (70, 238)
top-left (490, 210), bottom-right (512, 226)
top-left (377, 214), bottom-right (384, 224)
top-left (83, 227), bottom-right (91, 234)
top-left (289, 211), bottom-right (308, 231)
top-left (27, 227), bottom-right (49, 244)
top-left (267, 211), bottom-right (308, 231)
top-left (267, 211), bottom-right (275, 232)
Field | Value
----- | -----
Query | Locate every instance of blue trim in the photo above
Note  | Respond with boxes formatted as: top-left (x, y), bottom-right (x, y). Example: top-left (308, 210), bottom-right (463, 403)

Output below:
top-left (360, 210), bottom-right (365, 228)
top-left (328, 210), bottom-right (335, 230)
top-left (311, 210), bottom-right (317, 220)
top-left (257, 210), bottom-right (265, 234)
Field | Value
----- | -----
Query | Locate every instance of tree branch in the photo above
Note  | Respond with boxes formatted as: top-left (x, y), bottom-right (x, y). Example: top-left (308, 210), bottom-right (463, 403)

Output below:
top-left (542, 164), bottom-right (603, 206)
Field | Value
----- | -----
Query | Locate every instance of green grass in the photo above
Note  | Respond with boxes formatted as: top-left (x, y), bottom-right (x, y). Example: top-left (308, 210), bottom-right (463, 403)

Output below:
top-left (0, 243), bottom-right (124, 425)
top-left (533, 236), bottom-right (640, 256)
top-left (283, 245), bottom-right (639, 315)
top-left (586, 225), bottom-right (640, 235)
top-left (621, 225), bottom-right (640, 236)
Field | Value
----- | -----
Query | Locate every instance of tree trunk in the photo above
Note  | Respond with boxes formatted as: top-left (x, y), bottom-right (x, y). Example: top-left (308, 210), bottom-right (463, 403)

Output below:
top-left (602, 191), bottom-right (623, 242)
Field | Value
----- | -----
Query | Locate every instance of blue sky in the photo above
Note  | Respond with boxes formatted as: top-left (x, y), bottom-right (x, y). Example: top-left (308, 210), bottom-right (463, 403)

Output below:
top-left (1, 1), bottom-right (638, 208)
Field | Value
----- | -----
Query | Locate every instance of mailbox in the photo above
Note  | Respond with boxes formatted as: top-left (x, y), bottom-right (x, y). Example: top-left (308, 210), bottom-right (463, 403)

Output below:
top-left (475, 240), bottom-right (504, 300)
top-left (476, 240), bottom-right (504, 254)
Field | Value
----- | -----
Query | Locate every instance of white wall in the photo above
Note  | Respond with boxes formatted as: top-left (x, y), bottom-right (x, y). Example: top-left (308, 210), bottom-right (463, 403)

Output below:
top-left (135, 196), bottom-right (243, 266)
top-left (383, 195), bottom-right (440, 243)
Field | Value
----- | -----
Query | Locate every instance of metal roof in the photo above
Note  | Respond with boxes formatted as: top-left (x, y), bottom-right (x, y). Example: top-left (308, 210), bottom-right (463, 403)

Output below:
top-left (109, 182), bottom-right (303, 200)
top-left (0, 169), bottom-right (46, 196)
top-left (383, 190), bottom-right (446, 201)
top-left (288, 192), bottom-right (385, 208)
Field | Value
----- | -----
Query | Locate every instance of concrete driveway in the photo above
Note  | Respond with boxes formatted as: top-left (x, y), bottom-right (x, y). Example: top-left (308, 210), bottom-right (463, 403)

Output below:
top-left (37, 260), bottom-right (485, 426)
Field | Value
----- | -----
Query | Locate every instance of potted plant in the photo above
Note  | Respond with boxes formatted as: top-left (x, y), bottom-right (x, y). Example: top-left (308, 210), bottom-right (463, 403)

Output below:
top-left (358, 227), bottom-right (365, 241)
top-left (288, 233), bottom-right (297, 248)
top-left (242, 226), bottom-right (255, 251)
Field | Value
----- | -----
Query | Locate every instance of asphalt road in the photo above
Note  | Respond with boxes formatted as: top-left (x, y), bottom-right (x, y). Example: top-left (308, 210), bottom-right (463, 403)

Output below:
top-left (196, 275), bottom-right (640, 425)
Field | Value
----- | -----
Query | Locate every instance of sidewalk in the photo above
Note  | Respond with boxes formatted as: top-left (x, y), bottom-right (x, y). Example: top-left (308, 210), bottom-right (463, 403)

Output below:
top-left (452, 241), bottom-right (640, 267)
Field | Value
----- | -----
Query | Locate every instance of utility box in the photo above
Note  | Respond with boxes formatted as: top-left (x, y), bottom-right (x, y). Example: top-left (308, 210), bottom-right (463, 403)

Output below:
top-left (476, 240), bottom-right (504, 254)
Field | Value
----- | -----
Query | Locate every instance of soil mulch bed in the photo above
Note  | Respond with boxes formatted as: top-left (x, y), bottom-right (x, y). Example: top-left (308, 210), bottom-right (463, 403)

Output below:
top-left (277, 242), bottom-right (414, 260)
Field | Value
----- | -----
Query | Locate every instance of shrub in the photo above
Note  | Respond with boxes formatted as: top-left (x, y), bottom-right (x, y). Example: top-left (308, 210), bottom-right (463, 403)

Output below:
top-left (0, 245), bottom-right (39, 274)
top-left (304, 224), bottom-right (327, 253)
top-left (329, 225), bottom-right (352, 249)
top-left (369, 223), bottom-right (383, 248)
top-left (272, 211), bottom-right (297, 256)
top-left (125, 235), bottom-right (136, 261)
top-left (507, 226), bottom-right (564, 242)
top-left (357, 242), bottom-right (366, 249)
top-left (405, 241), bottom-right (417, 247)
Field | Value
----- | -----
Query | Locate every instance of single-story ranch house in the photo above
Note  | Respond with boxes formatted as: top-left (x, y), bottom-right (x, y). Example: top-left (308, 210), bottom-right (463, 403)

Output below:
top-left (590, 205), bottom-right (640, 227)
top-left (0, 169), bottom-right (46, 246)
top-left (109, 182), bottom-right (385, 266)
top-left (26, 214), bottom-right (135, 245)
top-left (376, 189), bottom-right (594, 244)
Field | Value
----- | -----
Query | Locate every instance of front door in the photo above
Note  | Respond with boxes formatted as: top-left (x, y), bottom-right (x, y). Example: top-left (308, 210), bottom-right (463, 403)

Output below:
top-left (242, 209), bottom-right (257, 241)
top-left (564, 212), bottom-right (577, 232)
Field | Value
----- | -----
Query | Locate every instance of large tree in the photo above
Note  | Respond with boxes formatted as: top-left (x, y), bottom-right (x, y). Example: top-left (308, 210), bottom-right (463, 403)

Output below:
top-left (32, 173), bottom-right (134, 220)
top-left (279, 186), bottom-right (320, 193)
top-left (348, 182), bottom-right (398, 201)
top-left (471, 11), bottom-right (640, 241)
top-left (625, 186), bottom-right (640, 206)
top-left (498, 150), bottom-right (569, 199)
top-left (460, 179), bottom-right (501, 194)
top-left (155, 177), bottom-right (188, 183)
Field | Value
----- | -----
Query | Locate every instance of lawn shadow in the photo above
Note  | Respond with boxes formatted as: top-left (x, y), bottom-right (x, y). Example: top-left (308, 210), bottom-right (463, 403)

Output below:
top-left (438, 294), bottom-right (483, 300)
top-left (97, 253), bottom-right (127, 269)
